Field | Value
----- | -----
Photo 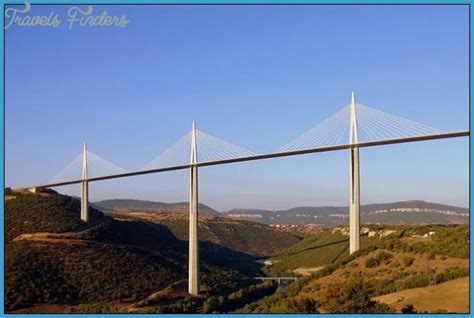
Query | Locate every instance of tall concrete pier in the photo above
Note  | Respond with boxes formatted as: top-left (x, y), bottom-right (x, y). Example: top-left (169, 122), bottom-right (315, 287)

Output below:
top-left (188, 121), bottom-right (200, 295)
top-left (81, 143), bottom-right (89, 223)
top-left (349, 92), bottom-right (360, 254)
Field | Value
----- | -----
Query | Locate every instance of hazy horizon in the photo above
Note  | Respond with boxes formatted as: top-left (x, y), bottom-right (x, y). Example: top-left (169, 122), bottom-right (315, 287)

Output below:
top-left (87, 195), bottom-right (470, 211)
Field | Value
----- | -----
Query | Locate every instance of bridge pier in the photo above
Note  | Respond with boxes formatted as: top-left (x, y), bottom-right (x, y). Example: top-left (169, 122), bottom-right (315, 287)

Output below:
top-left (188, 121), bottom-right (200, 295)
top-left (349, 92), bottom-right (360, 254)
top-left (349, 146), bottom-right (360, 253)
top-left (81, 181), bottom-right (89, 222)
top-left (81, 143), bottom-right (89, 223)
top-left (27, 187), bottom-right (38, 194)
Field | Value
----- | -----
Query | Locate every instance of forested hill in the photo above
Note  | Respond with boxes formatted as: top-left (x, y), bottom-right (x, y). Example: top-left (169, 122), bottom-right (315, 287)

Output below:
top-left (93, 199), bottom-right (219, 216)
top-left (5, 190), bottom-right (301, 313)
top-left (4, 191), bottom-right (253, 312)
top-left (112, 212), bottom-right (301, 257)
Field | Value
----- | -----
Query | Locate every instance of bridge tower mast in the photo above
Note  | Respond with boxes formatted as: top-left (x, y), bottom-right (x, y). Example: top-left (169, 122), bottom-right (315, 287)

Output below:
top-left (188, 121), bottom-right (200, 295)
top-left (81, 142), bottom-right (89, 223)
top-left (349, 92), bottom-right (360, 254)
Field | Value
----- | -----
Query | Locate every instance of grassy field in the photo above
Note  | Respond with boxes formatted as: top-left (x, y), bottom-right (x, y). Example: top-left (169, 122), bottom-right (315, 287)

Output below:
top-left (373, 276), bottom-right (469, 313)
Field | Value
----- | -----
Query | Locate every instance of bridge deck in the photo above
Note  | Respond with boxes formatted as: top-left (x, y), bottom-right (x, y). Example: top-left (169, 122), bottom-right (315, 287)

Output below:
top-left (25, 131), bottom-right (469, 189)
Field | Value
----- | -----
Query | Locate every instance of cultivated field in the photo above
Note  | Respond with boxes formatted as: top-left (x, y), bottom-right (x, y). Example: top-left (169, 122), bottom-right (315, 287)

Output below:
top-left (374, 276), bottom-right (469, 313)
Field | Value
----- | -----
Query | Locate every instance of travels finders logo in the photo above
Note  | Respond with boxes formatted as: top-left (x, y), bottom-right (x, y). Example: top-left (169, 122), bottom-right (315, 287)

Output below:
top-left (5, 2), bottom-right (129, 30)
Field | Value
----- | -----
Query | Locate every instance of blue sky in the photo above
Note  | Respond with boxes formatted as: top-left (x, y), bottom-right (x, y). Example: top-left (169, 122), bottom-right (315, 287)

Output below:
top-left (5, 4), bottom-right (469, 210)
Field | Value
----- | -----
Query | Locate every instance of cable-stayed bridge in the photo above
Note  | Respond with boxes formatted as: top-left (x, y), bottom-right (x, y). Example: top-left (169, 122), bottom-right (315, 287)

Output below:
top-left (20, 93), bottom-right (469, 296)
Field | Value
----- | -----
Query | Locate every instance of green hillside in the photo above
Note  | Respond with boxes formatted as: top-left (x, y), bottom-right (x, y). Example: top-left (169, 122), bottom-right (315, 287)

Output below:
top-left (265, 232), bottom-right (372, 276)
top-left (265, 224), bottom-right (469, 277)
top-left (244, 224), bottom-right (469, 313)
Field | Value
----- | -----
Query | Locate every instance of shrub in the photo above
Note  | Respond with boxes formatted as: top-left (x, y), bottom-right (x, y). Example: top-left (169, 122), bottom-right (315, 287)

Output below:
top-left (402, 257), bottom-right (415, 267)
top-left (375, 251), bottom-right (393, 262)
top-left (286, 297), bottom-right (318, 313)
top-left (427, 251), bottom-right (436, 259)
top-left (203, 281), bottom-right (277, 313)
top-left (365, 257), bottom-right (379, 268)
top-left (401, 304), bottom-right (417, 314)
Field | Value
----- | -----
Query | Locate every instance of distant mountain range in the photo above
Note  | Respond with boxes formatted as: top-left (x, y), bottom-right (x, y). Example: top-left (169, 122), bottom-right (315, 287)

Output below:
top-left (223, 201), bottom-right (469, 227)
top-left (93, 199), bottom-right (468, 227)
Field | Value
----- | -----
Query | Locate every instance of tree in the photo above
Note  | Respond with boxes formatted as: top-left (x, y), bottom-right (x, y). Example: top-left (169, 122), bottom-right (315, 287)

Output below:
top-left (203, 296), bottom-right (220, 313)
top-left (286, 297), bottom-right (318, 313)
top-left (401, 304), bottom-right (417, 314)
top-left (323, 278), bottom-right (393, 314)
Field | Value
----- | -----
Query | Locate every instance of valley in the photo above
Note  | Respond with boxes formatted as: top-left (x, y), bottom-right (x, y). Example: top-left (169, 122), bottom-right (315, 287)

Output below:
top-left (4, 189), bottom-right (470, 313)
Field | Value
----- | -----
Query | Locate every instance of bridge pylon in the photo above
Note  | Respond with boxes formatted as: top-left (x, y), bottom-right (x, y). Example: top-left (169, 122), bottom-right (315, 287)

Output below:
top-left (349, 92), bottom-right (360, 254)
top-left (81, 142), bottom-right (89, 223)
top-left (188, 121), bottom-right (200, 295)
